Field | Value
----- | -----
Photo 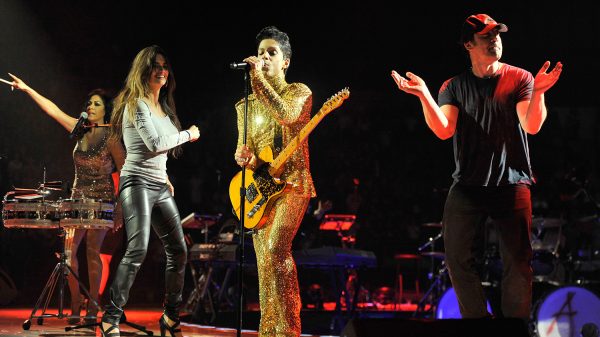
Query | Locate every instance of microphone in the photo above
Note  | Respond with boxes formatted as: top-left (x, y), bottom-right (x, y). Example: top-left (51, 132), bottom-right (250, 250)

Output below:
top-left (84, 122), bottom-right (111, 129)
top-left (229, 60), bottom-right (263, 70)
top-left (230, 62), bottom-right (249, 70)
top-left (69, 112), bottom-right (89, 140)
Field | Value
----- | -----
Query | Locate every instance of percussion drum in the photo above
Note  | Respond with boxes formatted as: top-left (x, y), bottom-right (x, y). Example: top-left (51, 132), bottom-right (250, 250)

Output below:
top-left (435, 287), bottom-right (492, 319)
top-left (1, 199), bottom-right (60, 228)
top-left (531, 217), bottom-right (567, 284)
top-left (487, 216), bottom-right (567, 285)
top-left (533, 285), bottom-right (600, 337)
top-left (59, 198), bottom-right (114, 229)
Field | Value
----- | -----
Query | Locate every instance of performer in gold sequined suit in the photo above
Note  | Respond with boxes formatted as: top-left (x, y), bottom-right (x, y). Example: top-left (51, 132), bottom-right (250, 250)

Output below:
top-left (234, 26), bottom-right (315, 337)
top-left (9, 74), bottom-right (126, 324)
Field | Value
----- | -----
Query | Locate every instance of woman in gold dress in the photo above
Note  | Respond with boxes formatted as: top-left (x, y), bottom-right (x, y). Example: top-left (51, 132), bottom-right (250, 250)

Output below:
top-left (9, 74), bottom-right (125, 324)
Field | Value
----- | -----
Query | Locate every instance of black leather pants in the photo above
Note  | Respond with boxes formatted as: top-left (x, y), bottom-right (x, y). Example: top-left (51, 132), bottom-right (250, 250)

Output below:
top-left (103, 175), bottom-right (187, 324)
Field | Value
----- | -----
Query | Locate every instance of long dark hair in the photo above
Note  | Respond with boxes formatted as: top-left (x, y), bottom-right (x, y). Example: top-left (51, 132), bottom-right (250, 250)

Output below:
top-left (110, 45), bottom-right (182, 157)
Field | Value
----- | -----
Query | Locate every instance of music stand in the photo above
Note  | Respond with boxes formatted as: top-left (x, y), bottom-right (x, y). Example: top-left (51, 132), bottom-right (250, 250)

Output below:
top-left (320, 214), bottom-right (356, 248)
top-left (182, 213), bottom-right (223, 321)
top-left (319, 214), bottom-right (356, 231)
top-left (182, 212), bottom-right (222, 244)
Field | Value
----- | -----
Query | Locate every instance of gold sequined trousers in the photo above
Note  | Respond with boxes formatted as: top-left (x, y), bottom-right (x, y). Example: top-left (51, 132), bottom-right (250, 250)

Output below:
top-left (253, 193), bottom-right (309, 337)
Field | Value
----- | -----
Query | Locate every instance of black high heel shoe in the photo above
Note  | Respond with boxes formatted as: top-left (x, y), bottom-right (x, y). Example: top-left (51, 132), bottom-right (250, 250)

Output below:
top-left (159, 314), bottom-right (182, 337)
top-left (100, 319), bottom-right (120, 337)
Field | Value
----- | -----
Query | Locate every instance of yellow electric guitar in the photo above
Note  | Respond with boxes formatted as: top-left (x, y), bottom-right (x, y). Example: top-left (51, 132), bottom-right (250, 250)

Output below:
top-left (229, 88), bottom-right (350, 229)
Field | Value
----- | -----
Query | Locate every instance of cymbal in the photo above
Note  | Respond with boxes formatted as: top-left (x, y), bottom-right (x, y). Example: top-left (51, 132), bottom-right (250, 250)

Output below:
top-left (13, 187), bottom-right (39, 192)
top-left (532, 217), bottom-right (565, 228)
top-left (40, 186), bottom-right (62, 191)
top-left (576, 215), bottom-right (599, 224)
top-left (420, 251), bottom-right (445, 259)
top-left (14, 194), bottom-right (43, 200)
top-left (12, 188), bottom-right (52, 196)
top-left (181, 213), bottom-right (222, 229)
top-left (41, 181), bottom-right (62, 187)
top-left (422, 222), bottom-right (442, 228)
top-left (394, 253), bottom-right (421, 260)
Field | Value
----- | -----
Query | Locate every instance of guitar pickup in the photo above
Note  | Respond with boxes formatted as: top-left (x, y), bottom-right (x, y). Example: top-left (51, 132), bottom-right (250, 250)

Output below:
top-left (247, 197), bottom-right (266, 218)
top-left (246, 184), bottom-right (258, 203)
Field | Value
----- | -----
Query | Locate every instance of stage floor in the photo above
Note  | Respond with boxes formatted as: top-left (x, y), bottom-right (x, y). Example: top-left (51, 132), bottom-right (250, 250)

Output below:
top-left (0, 308), bottom-right (334, 337)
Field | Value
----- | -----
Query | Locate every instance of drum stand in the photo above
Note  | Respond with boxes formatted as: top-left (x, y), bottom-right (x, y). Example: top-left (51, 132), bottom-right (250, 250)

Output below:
top-left (412, 261), bottom-right (448, 318)
top-left (22, 226), bottom-right (100, 330)
top-left (65, 311), bottom-right (153, 335)
top-left (412, 231), bottom-right (447, 318)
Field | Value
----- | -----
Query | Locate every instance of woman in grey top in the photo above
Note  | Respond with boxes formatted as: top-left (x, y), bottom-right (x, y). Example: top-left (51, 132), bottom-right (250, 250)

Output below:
top-left (100, 45), bottom-right (199, 337)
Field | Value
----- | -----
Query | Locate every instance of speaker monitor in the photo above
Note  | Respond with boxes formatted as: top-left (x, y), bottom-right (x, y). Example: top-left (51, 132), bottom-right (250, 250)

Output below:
top-left (340, 317), bottom-right (529, 337)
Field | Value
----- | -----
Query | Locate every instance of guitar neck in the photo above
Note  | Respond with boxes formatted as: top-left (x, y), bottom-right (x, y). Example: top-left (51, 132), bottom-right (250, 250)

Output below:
top-left (268, 109), bottom-right (326, 175)
top-left (267, 87), bottom-right (349, 176)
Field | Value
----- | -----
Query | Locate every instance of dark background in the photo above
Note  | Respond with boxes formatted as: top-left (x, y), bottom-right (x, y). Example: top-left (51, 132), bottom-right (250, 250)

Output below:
top-left (1, 0), bottom-right (599, 309)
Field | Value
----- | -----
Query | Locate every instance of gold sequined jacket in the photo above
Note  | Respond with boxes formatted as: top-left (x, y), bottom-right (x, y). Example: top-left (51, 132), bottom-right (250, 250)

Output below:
top-left (235, 70), bottom-right (316, 198)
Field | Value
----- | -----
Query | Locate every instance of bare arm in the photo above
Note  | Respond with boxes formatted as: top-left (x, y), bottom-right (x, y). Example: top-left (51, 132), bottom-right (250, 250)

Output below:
top-left (9, 73), bottom-right (78, 132)
top-left (166, 176), bottom-right (174, 196)
top-left (391, 70), bottom-right (457, 139)
top-left (108, 138), bottom-right (126, 172)
top-left (516, 61), bottom-right (563, 134)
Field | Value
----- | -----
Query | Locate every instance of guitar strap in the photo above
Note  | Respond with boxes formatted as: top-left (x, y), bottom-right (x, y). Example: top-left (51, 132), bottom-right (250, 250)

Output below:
top-left (273, 125), bottom-right (283, 156)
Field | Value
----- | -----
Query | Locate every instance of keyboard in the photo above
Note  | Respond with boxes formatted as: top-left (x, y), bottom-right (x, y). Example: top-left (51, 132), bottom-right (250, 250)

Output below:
top-left (293, 246), bottom-right (377, 268)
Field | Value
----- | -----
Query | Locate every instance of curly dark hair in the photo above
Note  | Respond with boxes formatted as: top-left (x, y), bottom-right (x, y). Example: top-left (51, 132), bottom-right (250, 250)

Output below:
top-left (83, 88), bottom-right (113, 124)
top-left (256, 26), bottom-right (292, 61)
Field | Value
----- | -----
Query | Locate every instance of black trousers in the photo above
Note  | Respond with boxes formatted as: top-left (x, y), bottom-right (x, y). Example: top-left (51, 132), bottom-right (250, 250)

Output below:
top-left (103, 175), bottom-right (187, 323)
top-left (442, 183), bottom-right (532, 319)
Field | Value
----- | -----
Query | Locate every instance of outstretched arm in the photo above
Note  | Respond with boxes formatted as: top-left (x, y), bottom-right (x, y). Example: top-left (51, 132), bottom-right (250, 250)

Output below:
top-left (9, 73), bottom-right (78, 132)
top-left (517, 61), bottom-right (563, 134)
top-left (391, 70), bottom-right (457, 140)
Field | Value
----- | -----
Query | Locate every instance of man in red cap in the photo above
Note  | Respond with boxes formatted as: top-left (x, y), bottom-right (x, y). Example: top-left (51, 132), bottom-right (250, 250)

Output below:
top-left (391, 14), bottom-right (563, 319)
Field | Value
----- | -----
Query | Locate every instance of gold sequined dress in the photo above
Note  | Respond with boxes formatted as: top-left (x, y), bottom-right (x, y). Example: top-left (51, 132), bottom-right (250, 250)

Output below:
top-left (72, 130), bottom-right (116, 200)
top-left (65, 128), bottom-right (118, 314)
top-left (235, 70), bottom-right (315, 337)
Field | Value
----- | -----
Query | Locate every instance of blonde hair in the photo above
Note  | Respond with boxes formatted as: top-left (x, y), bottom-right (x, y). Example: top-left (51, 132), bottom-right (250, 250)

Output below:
top-left (110, 45), bottom-right (182, 157)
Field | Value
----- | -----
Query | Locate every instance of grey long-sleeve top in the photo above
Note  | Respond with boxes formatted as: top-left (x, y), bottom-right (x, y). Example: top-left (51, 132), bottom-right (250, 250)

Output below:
top-left (120, 99), bottom-right (190, 183)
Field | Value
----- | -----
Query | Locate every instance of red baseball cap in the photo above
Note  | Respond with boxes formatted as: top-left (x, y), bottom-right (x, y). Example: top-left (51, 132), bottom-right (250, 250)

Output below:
top-left (465, 14), bottom-right (508, 35)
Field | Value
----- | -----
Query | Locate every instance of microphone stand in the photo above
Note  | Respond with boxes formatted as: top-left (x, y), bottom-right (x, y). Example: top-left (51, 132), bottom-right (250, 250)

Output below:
top-left (235, 68), bottom-right (250, 337)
